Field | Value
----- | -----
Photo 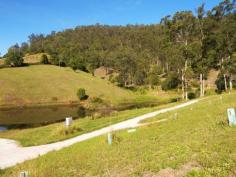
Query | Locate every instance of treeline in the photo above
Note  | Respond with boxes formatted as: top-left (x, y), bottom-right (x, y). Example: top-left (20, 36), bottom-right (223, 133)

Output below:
top-left (5, 0), bottom-right (236, 96)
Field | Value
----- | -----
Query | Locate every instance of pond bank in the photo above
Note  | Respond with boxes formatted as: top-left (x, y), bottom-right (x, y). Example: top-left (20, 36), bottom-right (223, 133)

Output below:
top-left (0, 97), bottom-right (179, 129)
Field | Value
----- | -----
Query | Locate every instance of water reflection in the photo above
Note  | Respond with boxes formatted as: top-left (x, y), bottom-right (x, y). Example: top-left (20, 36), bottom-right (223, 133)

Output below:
top-left (0, 105), bottom-right (89, 127)
top-left (0, 126), bottom-right (7, 131)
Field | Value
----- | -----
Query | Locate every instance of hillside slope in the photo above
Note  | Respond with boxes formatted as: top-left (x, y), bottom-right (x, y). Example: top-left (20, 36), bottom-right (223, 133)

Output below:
top-left (1, 93), bottom-right (235, 176)
top-left (0, 65), bottom-right (135, 107)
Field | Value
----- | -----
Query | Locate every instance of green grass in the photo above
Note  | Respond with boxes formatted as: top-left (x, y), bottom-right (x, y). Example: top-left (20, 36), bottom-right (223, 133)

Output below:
top-left (0, 65), bottom-right (136, 107)
top-left (0, 102), bottom-right (179, 146)
top-left (1, 93), bottom-right (236, 176)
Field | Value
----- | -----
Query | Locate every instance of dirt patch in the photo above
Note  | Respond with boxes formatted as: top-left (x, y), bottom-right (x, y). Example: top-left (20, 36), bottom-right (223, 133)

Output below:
top-left (143, 162), bottom-right (201, 177)
top-left (206, 69), bottom-right (219, 90)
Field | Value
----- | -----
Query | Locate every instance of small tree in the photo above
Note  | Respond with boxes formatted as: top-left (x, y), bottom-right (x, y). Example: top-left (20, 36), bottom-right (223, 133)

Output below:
top-left (5, 44), bottom-right (24, 67)
top-left (145, 65), bottom-right (160, 88)
top-left (215, 73), bottom-right (229, 93)
top-left (40, 54), bottom-right (49, 64)
top-left (161, 73), bottom-right (181, 91)
top-left (77, 88), bottom-right (88, 100)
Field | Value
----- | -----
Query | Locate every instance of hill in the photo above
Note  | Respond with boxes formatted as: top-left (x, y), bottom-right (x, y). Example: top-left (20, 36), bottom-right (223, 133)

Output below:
top-left (0, 92), bottom-right (235, 176)
top-left (0, 65), bottom-right (136, 107)
top-left (0, 59), bottom-right (4, 66)
top-left (23, 53), bottom-right (46, 64)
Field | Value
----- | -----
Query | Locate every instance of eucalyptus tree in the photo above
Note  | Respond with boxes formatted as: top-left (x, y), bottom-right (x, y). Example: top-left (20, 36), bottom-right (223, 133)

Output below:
top-left (5, 44), bottom-right (24, 67)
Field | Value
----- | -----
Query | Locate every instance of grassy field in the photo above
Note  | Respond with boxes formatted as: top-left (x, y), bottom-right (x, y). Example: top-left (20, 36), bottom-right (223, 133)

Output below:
top-left (0, 93), bottom-right (236, 176)
top-left (0, 65), bottom-right (177, 108)
top-left (0, 65), bottom-right (136, 107)
top-left (0, 102), bottom-right (179, 146)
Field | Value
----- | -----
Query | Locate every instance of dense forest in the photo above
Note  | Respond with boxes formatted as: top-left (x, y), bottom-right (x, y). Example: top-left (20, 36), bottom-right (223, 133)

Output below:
top-left (3, 0), bottom-right (236, 98)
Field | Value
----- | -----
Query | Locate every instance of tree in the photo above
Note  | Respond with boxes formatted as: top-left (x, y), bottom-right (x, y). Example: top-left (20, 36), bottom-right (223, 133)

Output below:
top-left (40, 54), bottom-right (49, 64)
top-left (3, 0), bottom-right (235, 91)
top-left (146, 65), bottom-right (160, 88)
top-left (5, 44), bottom-right (24, 67)
top-left (222, 55), bottom-right (236, 90)
top-left (20, 42), bottom-right (29, 55)
top-left (161, 73), bottom-right (181, 91)
top-left (77, 88), bottom-right (88, 100)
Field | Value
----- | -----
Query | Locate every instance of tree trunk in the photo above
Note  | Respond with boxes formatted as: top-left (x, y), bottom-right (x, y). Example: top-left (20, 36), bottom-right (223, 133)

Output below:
top-left (229, 75), bottom-right (233, 91)
top-left (200, 74), bottom-right (203, 97)
top-left (224, 74), bottom-right (228, 91)
top-left (184, 60), bottom-right (188, 100)
top-left (182, 70), bottom-right (185, 99)
top-left (203, 79), bottom-right (205, 96)
top-left (185, 78), bottom-right (188, 100)
top-left (166, 63), bottom-right (169, 73)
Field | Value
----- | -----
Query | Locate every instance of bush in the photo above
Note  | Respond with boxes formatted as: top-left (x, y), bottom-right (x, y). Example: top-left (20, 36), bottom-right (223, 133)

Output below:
top-left (90, 97), bottom-right (104, 104)
top-left (40, 54), bottom-right (49, 64)
top-left (77, 88), bottom-right (88, 100)
top-left (137, 87), bottom-right (147, 95)
top-left (161, 73), bottom-right (181, 91)
top-left (188, 92), bottom-right (196, 99)
top-left (77, 106), bottom-right (86, 117)
top-left (5, 45), bottom-right (24, 67)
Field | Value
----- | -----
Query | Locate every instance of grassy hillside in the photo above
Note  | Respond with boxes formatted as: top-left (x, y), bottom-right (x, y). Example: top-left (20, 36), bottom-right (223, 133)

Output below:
top-left (0, 59), bottom-right (4, 66)
top-left (0, 93), bottom-right (236, 176)
top-left (23, 53), bottom-right (48, 64)
top-left (0, 65), bottom-right (136, 107)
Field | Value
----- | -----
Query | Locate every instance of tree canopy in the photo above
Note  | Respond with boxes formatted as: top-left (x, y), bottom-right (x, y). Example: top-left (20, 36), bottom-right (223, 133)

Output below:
top-left (7, 0), bottom-right (236, 90)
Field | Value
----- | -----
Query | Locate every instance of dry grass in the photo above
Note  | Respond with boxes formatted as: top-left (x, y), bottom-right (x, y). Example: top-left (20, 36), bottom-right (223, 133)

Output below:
top-left (0, 65), bottom-right (135, 107)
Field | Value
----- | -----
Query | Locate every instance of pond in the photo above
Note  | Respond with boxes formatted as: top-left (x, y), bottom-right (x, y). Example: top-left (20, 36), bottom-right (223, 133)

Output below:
top-left (0, 105), bottom-right (88, 129)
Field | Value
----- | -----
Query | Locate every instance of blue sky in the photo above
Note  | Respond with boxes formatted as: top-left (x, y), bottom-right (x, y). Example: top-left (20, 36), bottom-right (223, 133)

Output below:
top-left (0, 0), bottom-right (222, 55)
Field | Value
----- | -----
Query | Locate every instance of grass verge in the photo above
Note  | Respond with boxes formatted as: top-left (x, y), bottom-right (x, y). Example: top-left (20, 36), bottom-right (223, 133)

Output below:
top-left (1, 93), bottom-right (236, 176)
top-left (0, 102), bottom-right (179, 146)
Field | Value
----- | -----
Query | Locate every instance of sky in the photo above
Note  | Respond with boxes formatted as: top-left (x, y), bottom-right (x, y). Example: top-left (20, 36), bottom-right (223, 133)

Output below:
top-left (0, 0), bottom-right (223, 56)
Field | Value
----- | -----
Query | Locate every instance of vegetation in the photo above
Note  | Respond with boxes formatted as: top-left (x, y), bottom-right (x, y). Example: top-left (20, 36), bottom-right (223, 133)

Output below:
top-left (161, 73), bottom-right (180, 91)
top-left (24, 53), bottom-right (47, 64)
top-left (0, 58), bottom-right (4, 66)
top-left (1, 93), bottom-right (236, 176)
top-left (40, 54), bottom-right (49, 64)
top-left (0, 103), bottom-right (178, 146)
top-left (0, 65), bottom-right (136, 107)
top-left (4, 44), bottom-right (24, 67)
top-left (77, 88), bottom-right (87, 101)
top-left (4, 0), bottom-right (234, 98)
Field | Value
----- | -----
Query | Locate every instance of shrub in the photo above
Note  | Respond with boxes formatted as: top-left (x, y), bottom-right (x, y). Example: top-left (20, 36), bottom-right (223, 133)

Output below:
top-left (77, 106), bottom-right (86, 117)
top-left (5, 45), bottom-right (24, 67)
top-left (77, 88), bottom-right (88, 100)
top-left (59, 125), bottom-right (82, 136)
top-left (137, 87), bottom-right (147, 95)
top-left (40, 54), bottom-right (49, 64)
top-left (161, 73), bottom-right (181, 91)
top-left (188, 92), bottom-right (196, 99)
top-left (90, 97), bottom-right (104, 104)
